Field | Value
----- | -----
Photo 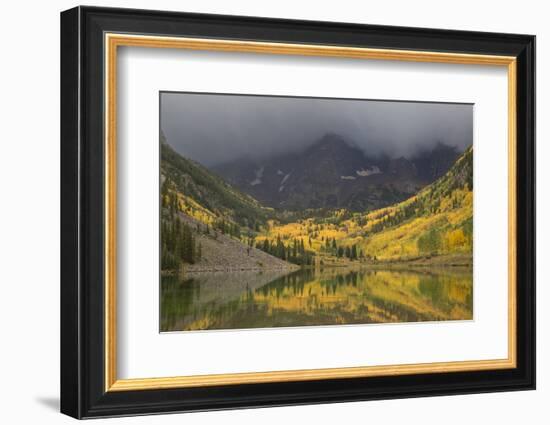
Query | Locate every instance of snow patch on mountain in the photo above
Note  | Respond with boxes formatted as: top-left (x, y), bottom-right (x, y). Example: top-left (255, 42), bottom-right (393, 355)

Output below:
top-left (356, 166), bottom-right (382, 177)
top-left (281, 173), bottom-right (291, 185)
top-left (279, 173), bottom-right (291, 192)
top-left (340, 175), bottom-right (356, 180)
top-left (250, 166), bottom-right (264, 186)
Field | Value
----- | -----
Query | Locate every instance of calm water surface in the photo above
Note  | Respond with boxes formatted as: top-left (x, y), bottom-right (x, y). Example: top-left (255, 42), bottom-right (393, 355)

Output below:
top-left (160, 267), bottom-right (473, 332)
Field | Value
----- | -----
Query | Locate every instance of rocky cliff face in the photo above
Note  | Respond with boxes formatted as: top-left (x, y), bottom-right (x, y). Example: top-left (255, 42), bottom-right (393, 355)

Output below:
top-left (213, 133), bottom-right (461, 212)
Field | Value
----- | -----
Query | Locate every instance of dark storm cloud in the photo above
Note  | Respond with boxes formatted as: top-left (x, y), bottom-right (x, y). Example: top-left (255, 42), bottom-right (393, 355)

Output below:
top-left (160, 92), bottom-right (473, 167)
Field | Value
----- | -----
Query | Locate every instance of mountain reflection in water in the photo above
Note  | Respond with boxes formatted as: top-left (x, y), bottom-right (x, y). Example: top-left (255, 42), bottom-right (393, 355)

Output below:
top-left (160, 267), bottom-right (473, 332)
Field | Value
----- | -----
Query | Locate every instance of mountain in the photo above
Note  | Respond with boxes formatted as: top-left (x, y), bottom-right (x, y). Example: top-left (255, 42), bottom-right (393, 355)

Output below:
top-left (212, 133), bottom-right (460, 212)
top-left (161, 134), bottom-right (272, 230)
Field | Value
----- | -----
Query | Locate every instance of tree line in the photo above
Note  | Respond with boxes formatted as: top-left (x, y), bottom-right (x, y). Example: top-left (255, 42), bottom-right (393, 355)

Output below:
top-left (161, 216), bottom-right (202, 270)
top-left (160, 179), bottom-right (202, 270)
top-left (321, 237), bottom-right (364, 260)
top-left (256, 236), bottom-right (314, 266)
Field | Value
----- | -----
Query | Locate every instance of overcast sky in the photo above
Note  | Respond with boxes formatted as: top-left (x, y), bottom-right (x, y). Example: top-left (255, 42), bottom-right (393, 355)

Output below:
top-left (161, 92), bottom-right (473, 167)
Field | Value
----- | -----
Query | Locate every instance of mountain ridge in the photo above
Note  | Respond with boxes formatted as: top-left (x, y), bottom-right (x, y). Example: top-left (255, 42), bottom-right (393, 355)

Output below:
top-left (212, 133), bottom-right (461, 212)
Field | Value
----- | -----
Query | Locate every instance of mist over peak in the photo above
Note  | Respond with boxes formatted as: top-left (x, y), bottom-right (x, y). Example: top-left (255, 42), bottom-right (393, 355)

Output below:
top-left (161, 92), bottom-right (472, 167)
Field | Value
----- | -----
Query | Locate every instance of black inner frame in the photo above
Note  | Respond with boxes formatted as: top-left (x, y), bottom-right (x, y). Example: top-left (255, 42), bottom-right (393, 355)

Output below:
top-left (60, 6), bottom-right (535, 419)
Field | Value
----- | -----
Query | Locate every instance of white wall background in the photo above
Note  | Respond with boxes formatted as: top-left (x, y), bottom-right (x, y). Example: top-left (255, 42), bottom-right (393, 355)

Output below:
top-left (0, 0), bottom-right (545, 423)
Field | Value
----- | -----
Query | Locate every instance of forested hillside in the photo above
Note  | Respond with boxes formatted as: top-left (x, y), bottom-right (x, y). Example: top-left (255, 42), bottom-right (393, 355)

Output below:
top-left (161, 135), bottom-right (298, 272)
top-left (258, 146), bottom-right (473, 263)
top-left (161, 133), bottom-right (272, 231)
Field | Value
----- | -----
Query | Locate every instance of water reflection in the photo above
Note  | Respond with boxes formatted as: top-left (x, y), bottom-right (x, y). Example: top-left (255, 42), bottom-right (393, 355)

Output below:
top-left (160, 267), bottom-right (473, 332)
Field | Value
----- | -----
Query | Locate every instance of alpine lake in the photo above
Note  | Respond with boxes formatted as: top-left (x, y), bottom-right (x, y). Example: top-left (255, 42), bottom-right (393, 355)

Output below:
top-left (160, 266), bottom-right (473, 332)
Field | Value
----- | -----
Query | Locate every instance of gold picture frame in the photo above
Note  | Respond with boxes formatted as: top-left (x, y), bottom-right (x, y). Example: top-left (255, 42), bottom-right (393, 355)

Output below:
top-left (104, 33), bottom-right (517, 392)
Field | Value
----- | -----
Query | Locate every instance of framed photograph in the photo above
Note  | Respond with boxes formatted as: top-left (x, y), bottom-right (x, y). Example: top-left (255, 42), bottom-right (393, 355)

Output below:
top-left (60, 6), bottom-right (535, 419)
